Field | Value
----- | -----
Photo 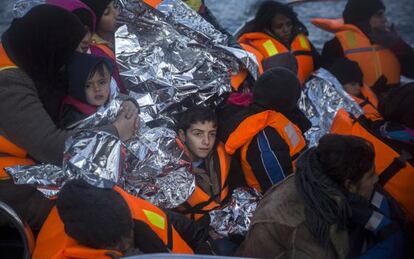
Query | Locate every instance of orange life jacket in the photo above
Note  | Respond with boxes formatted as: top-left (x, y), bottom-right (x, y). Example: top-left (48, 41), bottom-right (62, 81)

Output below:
top-left (312, 18), bottom-right (401, 87)
top-left (177, 142), bottom-right (231, 221)
top-left (238, 32), bottom-right (315, 84)
top-left (144, 0), bottom-right (163, 8)
top-left (352, 85), bottom-right (382, 121)
top-left (0, 44), bottom-right (35, 179)
top-left (230, 43), bottom-right (265, 91)
top-left (225, 110), bottom-right (306, 193)
top-left (33, 187), bottom-right (193, 259)
top-left (331, 109), bottom-right (414, 221)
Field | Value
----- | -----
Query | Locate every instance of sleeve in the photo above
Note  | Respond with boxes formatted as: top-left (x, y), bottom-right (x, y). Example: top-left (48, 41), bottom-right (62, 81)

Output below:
top-left (246, 127), bottom-right (293, 193)
top-left (390, 39), bottom-right (414, 79)
top-left (321, 37), bottom-right (344, 69)
top-left (132, 219), bottom-right (169, 253)
top-left (165, 210), bottom-right (210, 252)
top-left (357, 232), bottom-right (404, 259)
top-left (0, 69), bottom-right (117, 165)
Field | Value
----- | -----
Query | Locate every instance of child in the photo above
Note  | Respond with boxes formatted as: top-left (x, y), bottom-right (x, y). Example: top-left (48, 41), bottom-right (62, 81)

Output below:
top-left (61, 52), bottom-right (113, 128)
top-left (329, 58), bottom-right (382, 121)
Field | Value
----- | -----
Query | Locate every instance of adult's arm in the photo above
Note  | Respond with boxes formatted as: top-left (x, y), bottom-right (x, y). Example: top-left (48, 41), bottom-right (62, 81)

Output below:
top-left (321, 37), bottom-right (344, 69)
top-left (0, 69), bottom-right (117, 165)
top-left (390, 39), bottom-right (414, 79)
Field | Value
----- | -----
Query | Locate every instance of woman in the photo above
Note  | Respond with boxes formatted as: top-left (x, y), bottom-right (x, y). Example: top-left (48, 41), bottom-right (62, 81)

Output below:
top-left (238, 1), bottom-right (320, 85)
top-left (238, 134), bottom-right (405, 258)
top-left (0, 5), bottom-right (137, 233)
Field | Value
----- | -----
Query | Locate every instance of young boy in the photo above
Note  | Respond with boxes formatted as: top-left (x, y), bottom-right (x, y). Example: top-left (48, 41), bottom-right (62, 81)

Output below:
top-left (61, 52), bottom-right (113, 128)
top-left (329, 58), bottom-right (382, 121)
top-left (175, 106), bottom-right (231, 222)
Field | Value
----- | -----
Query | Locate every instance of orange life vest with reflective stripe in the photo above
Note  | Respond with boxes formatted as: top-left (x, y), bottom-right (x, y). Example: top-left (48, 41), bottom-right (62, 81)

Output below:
top-left (238, 32), bottom-right (314, 84)
top-left (312, 18), bottom-right (401, 87)
top-left (225, 110), bottom-right (306, 193)
top-left (178, 142), bottom-right (231, 221)
top-left (0, 44), bottom-right (35, 179)
top-left (353, 85), bottom-right (382, 121)
top-left (33, 187), bottom-right (193, 259)
top-left (230, 43), bottom-right (265, 91)
top-left (331, 109), bottom-right (414, 221)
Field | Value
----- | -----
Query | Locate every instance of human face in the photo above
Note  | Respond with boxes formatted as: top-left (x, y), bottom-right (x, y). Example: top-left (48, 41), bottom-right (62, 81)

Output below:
top-left (179, 121), bottom-right (217, 161)
top-left (343, 82), bottom-right (362, 97)
top-left (369, 9), bottom-right (388, 32)
top-left (271, 14), bottom-right (293, 43)
top-left (346, 166), bottom-right (378, 200)
top-left (76, 29), bottom-right (92, 53)
top-left (85, 66), bottom-right (111, 106)
top-left (97, 1), bottom-right (120, 36)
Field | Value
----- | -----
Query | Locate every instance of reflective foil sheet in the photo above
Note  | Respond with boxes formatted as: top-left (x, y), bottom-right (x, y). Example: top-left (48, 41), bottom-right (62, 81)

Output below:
top-left (209, 188), bottom-right (262, 237)
top-left (116, 0), bottom-right (239, 127)
top-left (156, 0), bottom-right (228, 45)
top-left (124, 127), bottom-right (195, 208)
top-left (299, 68), bottom-right (363, 147)
top-left (63, 130), bottom-right (123, 189)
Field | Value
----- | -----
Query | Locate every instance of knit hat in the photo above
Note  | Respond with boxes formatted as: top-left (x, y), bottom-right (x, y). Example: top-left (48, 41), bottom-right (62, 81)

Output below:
top-left (81, 0), bottom-right (113, 23)
top-left (253, 67), bottom-right (301, 113)
top-left (47, 0), bottom-right (96, 31)
top-left (343, 0), bottom-right (386, 24)
top-left (57, 179), bottom-right (133, 249)
top-left (67, 52), bottom-right (113, 103)
top-left (329, 58), bottom-right (363, 86)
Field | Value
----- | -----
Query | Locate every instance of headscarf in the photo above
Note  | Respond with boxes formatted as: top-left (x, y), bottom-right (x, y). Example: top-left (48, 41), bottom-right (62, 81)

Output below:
top-left (81, 0), bottom-right (113, 24)
top-left (1, 5), bottom-right (86, 120)
top-left (2, 4), bottom-right (86, 89)
top-left (67, 52), bottom-right (113, 103)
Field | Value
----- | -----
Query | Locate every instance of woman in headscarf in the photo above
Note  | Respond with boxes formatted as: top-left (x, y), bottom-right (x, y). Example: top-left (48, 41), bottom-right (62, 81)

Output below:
top-left (237, 134), bottom-right (406, 259)
top-left (0, 5), bottom-right (137, 233)
top-left (238, 0), bottom-right (320, 85)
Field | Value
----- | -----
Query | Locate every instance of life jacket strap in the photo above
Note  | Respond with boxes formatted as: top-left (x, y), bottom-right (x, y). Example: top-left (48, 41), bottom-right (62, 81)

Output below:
top-left (378, 149), bottom-right (413, 185)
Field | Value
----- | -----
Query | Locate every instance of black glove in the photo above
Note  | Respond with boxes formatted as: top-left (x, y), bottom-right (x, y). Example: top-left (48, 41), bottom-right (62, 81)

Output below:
top-left (369, 24), bottom-right (401, 49)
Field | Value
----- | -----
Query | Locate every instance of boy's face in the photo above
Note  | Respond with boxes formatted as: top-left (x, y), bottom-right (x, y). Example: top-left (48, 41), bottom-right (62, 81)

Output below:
top-left (179, 121), bottom-right (217, 161)
top-left (85, 66), bottom-right (111, 106)
top-left (97, 1), bottom-right (119, 36)
top-left (343, 82), bottom-right (362, 96)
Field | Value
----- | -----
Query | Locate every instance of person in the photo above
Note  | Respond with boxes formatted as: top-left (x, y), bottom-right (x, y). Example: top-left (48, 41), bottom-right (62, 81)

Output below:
top-left (218, 67), bottom-right (310, 194)
top-left (238, 134), bottom-right (405, 259)
top-left (32, 179), bottom-right (197, 258)
top-left (318, 0), bottom-right (414, 98)
top-left (80, 0), bottom-right (126, 93)
top-left (60, 52), bottom-right (114, 128)
top-left (329, 58), bottom-right (382, 121)
top-left (0, 5), bottom-right (137, 233)
top-left (174, 106), bottom-right (231, 222)
top-left (331, 107), bottom-right (414, 223)
top-left (237, 0), bottom-right (321, 85)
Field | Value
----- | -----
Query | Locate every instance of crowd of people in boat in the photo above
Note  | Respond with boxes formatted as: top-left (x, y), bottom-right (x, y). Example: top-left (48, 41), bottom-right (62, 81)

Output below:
top-left (0, 0), bottom-right (414, 258)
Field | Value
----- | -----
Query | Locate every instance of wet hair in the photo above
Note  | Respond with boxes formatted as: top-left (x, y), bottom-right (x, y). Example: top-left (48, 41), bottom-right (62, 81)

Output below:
top-left (56, 179), bottom-right (133, 250)
top-left (177, 106), bottom-right (217, 133)
top-left (87, 61), bottom-right (111, 82)
top-left (249, 0), bottom-right (307, 35)
top-left (316, 134), bottom-right (375, 185)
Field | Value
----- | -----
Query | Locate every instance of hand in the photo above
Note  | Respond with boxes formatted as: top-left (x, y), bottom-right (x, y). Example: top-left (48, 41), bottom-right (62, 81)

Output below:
top-left (112, 102), bottom-right (139, 141)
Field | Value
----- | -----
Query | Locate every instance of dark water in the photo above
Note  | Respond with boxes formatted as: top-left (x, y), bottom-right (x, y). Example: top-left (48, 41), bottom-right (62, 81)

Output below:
top-left (1, 0), bottom-right (414, 49)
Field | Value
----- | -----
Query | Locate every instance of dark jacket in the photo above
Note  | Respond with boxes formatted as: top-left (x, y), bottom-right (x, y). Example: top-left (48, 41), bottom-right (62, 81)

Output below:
top-left (218, 104), bottom-right (309, 193)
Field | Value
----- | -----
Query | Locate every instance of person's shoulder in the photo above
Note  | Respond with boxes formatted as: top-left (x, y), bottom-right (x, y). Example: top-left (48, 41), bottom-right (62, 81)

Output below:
top-left (0, 68), bottom-right (35, 91)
